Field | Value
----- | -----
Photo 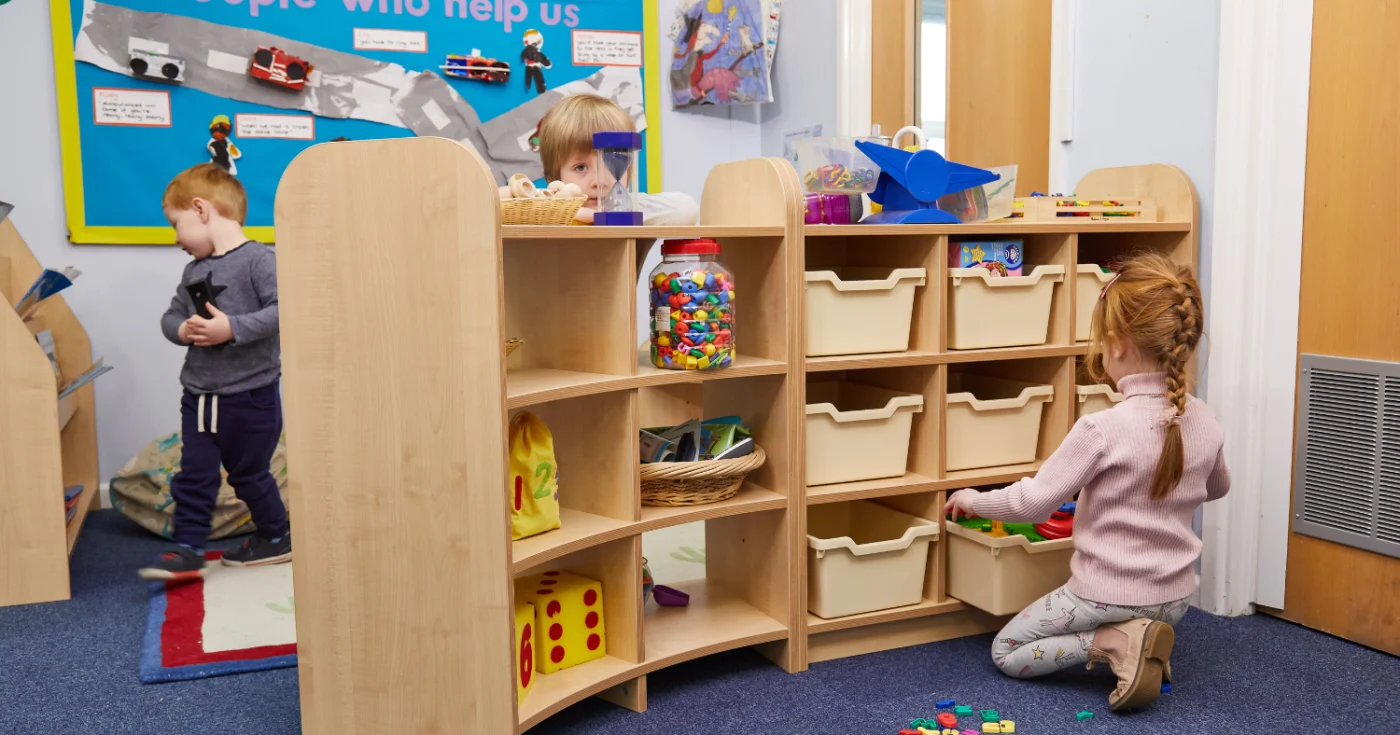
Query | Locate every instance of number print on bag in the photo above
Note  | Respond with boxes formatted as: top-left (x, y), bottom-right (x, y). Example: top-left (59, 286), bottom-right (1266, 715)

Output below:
top-left (514, 475), bottom-right (524, 511)
top-left (533, 462), bottom-right (554, 499)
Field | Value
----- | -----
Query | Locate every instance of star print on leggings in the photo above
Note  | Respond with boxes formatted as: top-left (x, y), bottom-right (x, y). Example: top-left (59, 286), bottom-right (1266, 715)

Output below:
top-left (1032, 646), bottom-right (1044, 660)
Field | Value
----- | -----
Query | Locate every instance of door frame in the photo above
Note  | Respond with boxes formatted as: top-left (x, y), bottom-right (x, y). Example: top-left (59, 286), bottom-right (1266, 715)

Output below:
top-left (1197, 0), bottom-right (1313, 616)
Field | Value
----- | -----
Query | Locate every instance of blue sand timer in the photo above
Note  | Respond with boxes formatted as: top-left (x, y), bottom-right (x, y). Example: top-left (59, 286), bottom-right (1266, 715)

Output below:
top-left (592, 131), bottom-right (643, 226)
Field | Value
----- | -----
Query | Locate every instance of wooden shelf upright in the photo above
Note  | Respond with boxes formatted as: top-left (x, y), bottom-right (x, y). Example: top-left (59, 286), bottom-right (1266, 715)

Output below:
top-left (0, 219), bottom-right (100, 607)
top-left (275, 137), bottom-right (1197, 734)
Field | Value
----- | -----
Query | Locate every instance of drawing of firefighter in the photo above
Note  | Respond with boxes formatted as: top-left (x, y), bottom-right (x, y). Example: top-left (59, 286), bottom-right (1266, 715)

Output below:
top-left (207, 115), bottom-right (241, 176)
top-left (521, 29), bottom-right (551, 95)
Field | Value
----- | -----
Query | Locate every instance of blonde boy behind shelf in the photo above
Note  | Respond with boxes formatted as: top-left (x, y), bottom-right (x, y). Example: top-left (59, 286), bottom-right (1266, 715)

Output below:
top-left (535, 94), bottom-right (699, 271)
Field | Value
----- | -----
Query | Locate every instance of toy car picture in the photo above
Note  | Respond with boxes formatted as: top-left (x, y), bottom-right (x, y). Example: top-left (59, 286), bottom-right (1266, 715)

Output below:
top-left (441, 50), bottom-right (510, 83)
top-left (250, 46), bottom-right (313, 91)
top-left (129, 50), bottom-right (185, 83)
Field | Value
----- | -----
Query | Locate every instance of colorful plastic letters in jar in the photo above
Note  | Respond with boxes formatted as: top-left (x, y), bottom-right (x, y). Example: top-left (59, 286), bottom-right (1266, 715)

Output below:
top-left (648, 238), bottom-right (734, 370)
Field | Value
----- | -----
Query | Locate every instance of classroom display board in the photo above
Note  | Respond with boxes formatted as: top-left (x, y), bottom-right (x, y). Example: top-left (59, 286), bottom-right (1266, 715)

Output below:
top-left (49, 0), bottom-right (662, 244)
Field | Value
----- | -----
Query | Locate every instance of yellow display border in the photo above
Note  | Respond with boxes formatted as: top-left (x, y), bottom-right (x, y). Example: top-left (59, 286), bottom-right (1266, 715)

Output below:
top-left (49, 0), bottom-right (663, 245)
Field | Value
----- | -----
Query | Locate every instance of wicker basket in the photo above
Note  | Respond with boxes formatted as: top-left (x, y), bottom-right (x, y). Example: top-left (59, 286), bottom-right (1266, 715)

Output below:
top-left (500, 197), bottom-right (586, 225)
top-left (640, 446), bottom-right (767, 506)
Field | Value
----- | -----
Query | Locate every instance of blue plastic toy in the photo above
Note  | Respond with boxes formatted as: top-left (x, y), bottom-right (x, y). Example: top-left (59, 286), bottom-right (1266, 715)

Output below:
top-left (854, 140), bottom-right (999, 225)
top-left (1059, 502), bottom-right (1077, 515)
top-left (936, 699), bottom-right (956, 708)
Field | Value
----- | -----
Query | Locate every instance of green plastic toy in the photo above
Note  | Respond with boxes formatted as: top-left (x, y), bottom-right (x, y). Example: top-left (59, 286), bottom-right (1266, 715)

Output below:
top-left (1076, 710), bottom-right (1095, 721)
top-left (980, 710), bottom-right (1000, 722)
top-left (955, 705), bottom-right (974, 716)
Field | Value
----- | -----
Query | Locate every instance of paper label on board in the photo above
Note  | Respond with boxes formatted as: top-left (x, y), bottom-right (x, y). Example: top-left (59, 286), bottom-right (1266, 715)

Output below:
top-left (127, 37), bottom-right (168, 55)
top-left (421, 99), bottom-right (451, 131)
top-left (353, 28), bottom-right (428, 53)
top-left (236, 114), bottom-right (315, 140)
top-left (571, 30), bottom-right (643, 67)
top-left (206, 49), bottom-right (249, 74)
top-left (93, 88), bottom-right (171, 127)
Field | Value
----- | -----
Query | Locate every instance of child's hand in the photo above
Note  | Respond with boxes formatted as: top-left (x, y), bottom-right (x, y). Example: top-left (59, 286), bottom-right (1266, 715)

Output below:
top-left (944, 488), bottom-right (980, 521)
top-left (574, 207), bottom-right (595, 224)
top-left (187, 304), bottom-right (234, 346)
top-left (177, 319), bottom-right (197, 345)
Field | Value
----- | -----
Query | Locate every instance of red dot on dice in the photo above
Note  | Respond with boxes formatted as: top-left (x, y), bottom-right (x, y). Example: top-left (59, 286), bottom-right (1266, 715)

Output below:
top-left (546, 600), bottom-right (561, 617)
top-left (536, 589), bottom-right (553, 595)
top-left (540, 579), bottom-right (557, 586)
top-left (587, 634), bottom-right (601, 651)
top-left (543, 571), bottom-right (560, 576)
top-left (550, 646), bottom-right (565, 663)
top-left (585, 611), bottom-right (599, 629)
top-left (584, 589), bottom-right (598, 606)
top-left (549, 623), bottom-right (563, 641)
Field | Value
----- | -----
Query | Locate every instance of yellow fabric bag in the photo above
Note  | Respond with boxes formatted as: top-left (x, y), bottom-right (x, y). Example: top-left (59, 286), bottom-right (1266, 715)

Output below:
top-left (509, 411), bottom-right (561, 541)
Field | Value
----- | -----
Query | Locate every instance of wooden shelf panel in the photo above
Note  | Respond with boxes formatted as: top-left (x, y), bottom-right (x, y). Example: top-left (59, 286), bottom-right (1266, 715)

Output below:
top-left (804, 221), bottom-right (1192, 236)
top-left (637, 483), bottom-right (786, 533)
top-left (807, 598), bottom-right (966, 634)
top-left (634, 351), bottom-right (786, 387)
top-left (940, 344), bottom-right (1088, 363)
top-left (806, 472), bottom-right (939, 504)
top-left (941, 461), bottom-right (1043, 489)
top-left (511, 509), bottom-right (637, 574)
top-left (504, 225), bottom-right (785, 240)
top-left (643, 578), bottom-right (788, 670)
top-left (506, 368), bottom-right (632, 409)
top-left (516, 654), bottom-right (639, 732)
top-left (805, 351), bottom-right (940, 372)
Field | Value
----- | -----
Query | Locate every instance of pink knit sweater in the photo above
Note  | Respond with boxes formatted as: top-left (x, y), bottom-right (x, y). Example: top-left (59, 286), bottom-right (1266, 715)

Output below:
top-left (971, 372), bottom-right (1230, 605)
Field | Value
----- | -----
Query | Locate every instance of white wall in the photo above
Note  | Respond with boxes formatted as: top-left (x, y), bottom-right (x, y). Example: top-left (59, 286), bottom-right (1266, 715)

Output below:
top-left (2, 0), bottom-right (825, 478)
top-left (1, 0), bottom-right (191, 482)
top-left (1055, 1), bottom-right (1222, 394)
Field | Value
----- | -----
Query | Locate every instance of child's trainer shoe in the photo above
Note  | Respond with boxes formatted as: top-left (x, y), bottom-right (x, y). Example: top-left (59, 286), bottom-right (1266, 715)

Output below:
top-left (138, 547), bottom-right (207, 581)
top-left (221, 532), bottom-right (292, 567)
top-left (1087, 618), bottom-right (1174, 712)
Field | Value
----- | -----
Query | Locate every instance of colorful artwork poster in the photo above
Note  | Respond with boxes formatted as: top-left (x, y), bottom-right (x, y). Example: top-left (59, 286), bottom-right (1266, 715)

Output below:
top-left (669, 0), bottom-right (777, 108)
top-left (52, 0), bottom-right (657, 243)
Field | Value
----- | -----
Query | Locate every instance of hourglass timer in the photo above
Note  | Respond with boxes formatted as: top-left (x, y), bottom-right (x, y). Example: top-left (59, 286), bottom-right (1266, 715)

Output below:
top-left (591, 131), bottom-right (643, 226)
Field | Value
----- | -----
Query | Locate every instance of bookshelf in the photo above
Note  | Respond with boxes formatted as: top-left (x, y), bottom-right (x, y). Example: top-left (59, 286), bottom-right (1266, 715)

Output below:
top-left (0, 219), bottom-right (100, 607)
top-left (274, 138), bottom-right (1197, 734)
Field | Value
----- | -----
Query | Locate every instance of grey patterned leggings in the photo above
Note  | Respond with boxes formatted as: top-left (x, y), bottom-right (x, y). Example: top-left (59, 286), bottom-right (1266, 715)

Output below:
top-left (991, 585), bottom-right (1190, 678)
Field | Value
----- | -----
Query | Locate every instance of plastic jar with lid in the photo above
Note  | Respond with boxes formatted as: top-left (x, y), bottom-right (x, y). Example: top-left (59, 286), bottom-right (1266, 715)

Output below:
top-left (648, 238), bottom-right (735, 370)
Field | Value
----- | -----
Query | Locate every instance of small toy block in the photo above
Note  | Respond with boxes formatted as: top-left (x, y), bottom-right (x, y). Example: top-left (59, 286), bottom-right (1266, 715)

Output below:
top-left (898, 730), bottom-right (919, 735)
top-left (943, 730), bottom-right (960, 735)
top-left (955, 706), bottom-right (974, 716)
top-left (514, 601), bottom-right (535, 704)
top-left (936, 713), bottom-right (959, 728)
top-left (1076, 710), bottom-right (1095, 721)
top-left (999, 721), bottom-right (1015, 734)
top-left (980, 710), bottom-right (1000, 723)
top-left (981, 724), bottom-right (1001, 734)
top-left (1161, 682), bottom-right (1172, 694)
top-left (515, 571), bottom-right (606, 674)
top-left (962, 731), bottom-right (979, 735)
top-left (936, 699), bottom-right (956, 709)
top-left (917, 728), bottom-right (938, 735)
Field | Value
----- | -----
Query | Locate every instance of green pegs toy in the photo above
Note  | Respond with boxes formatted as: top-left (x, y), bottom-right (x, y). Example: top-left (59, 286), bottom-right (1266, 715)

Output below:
top-left (1076, 711), bottom-right (1094, 721)
top-left (955, 706), bottom-right (974, 716)
top-left (980, 710), bottom-right (999, 722)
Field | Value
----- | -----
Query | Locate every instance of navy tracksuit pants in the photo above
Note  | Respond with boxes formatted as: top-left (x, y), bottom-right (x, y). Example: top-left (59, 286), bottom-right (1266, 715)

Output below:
top-left (169, 381), bottom-right (289, 548)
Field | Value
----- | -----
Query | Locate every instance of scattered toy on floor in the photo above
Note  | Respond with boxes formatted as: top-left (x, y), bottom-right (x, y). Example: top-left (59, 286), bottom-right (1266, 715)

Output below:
top-left (1076, 710), bottom-right (1095, 721)
top-left (979, 710), bottom-right (1000, 723)
top-left (936, 712), bottom-right (958, 728)
top-left (936, 699), bottom-right (956, 708)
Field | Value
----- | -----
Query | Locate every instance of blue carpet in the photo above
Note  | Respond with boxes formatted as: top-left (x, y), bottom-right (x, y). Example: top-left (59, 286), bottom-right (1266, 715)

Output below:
top-left (3, 510), bottom-right (1398, 734)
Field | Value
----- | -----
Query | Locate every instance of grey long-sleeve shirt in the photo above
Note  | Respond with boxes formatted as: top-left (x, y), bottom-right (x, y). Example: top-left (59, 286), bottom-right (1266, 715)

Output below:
top-left (160, 240), bottom-right (281, 395)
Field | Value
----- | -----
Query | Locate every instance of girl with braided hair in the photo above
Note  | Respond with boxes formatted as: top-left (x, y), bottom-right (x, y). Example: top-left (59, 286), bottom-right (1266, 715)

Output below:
top-left (944, 253), bottom-right (1229, 712)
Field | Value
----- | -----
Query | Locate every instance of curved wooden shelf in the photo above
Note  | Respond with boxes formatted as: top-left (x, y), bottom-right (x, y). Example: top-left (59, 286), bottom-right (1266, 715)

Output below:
top-left (506, 368), bottom-right (633, 409)
top-left (637, 483), bottom-right (786, 532)
top-left (511, 509), bottom-right (636, 574)
top-left (634, 351), bottom-right (787, 387)
top-left (517, 579), bottom-right (788, 732)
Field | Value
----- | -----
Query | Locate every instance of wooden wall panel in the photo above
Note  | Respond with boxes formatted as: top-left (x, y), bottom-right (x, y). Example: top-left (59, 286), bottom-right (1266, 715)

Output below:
top-left (872, 0), bottom-right (918, 135)
top-left (1269, 0), bottom-right (1400, 656)
top-left (946, 0), bottom-right (1051, 195)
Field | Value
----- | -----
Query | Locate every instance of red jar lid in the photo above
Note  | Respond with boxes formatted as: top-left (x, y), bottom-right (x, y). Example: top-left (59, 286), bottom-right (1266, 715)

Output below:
top-left (662, 238), bottom-right (721, 256)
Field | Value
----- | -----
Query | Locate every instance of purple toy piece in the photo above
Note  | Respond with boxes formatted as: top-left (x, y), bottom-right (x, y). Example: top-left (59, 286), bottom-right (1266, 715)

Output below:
top-left (652, 584), bottom-right (690, 606)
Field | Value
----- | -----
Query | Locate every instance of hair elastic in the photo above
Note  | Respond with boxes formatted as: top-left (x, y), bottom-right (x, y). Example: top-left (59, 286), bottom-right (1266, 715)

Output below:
top-left (1099, 271), bottom-right (1122, 300)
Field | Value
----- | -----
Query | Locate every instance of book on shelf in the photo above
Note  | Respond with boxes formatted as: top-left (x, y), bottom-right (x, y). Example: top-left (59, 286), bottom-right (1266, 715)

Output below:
top-left (64, 486), bottom-right (83, 525)
top-left (35, 329), bottom-right (59, 379)
top-left (15, 266), bottom-right (81, 320)
top-left (58, 359), bottom-right (112, 399)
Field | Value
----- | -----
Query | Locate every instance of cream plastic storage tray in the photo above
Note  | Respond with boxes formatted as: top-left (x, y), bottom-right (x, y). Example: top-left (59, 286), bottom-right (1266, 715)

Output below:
top-left (805, 267), bottom-right (927, 357)
top-left (1076, 264), bottom-right (1114, 342)
top-left (807, 500), bottom-right (940, 619)
top-left (806, 381), bottom-right (923, 486)
top-left (1076, 383), bottom-right (1124, 419)
top-left (945, 522), bottom-right (1074, 615)
top-left (945, 374), bottom-right (1054, 471)
top-left (947, 264), bottom-right (1065, 350)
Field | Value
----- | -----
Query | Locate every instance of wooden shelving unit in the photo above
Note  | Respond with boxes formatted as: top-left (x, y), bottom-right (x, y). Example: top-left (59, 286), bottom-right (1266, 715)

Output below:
top-left (274, 139), bottom-right (1197, 734)
top-left (0, 219), bottom-right (100, 608)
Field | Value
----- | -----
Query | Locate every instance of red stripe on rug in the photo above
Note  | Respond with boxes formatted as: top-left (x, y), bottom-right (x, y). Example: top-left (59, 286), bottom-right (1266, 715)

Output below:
top-left (160, 552), bottom-right (297, 668)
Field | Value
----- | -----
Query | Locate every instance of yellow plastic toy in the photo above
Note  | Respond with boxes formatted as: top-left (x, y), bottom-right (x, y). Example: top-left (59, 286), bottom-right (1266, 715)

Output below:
top-left (515, 570), bottom-right (606, 674)
top-left (989, 520), bottom-right (1008, 538)
top-left (999, 721), bottom-right (1016, 734)
top-left (514, 601), bottom-right (535, 704)
top-left (509, 411), bottom-right (561, 541)
top-left (981, 723), bottom-right (1001, 734)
